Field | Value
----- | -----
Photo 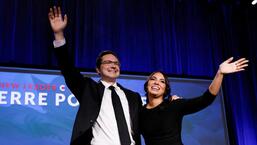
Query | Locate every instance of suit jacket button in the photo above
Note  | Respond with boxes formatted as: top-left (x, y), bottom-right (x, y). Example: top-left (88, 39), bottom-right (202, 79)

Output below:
top-left (90, 120), bottom-right (94, 125)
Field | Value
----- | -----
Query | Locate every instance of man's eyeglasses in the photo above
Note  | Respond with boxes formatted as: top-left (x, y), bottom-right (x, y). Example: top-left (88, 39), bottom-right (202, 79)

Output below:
top-left (101, 60), bottom-right (120, 66)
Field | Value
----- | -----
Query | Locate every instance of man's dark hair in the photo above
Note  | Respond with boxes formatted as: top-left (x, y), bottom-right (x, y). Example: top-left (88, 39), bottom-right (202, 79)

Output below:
top-left (96, 50), bottom-right (119, 69)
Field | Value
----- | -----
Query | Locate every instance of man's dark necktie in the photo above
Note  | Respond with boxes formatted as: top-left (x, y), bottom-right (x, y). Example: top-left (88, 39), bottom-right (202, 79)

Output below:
top-left (109, 86), bottom-right (131, 145)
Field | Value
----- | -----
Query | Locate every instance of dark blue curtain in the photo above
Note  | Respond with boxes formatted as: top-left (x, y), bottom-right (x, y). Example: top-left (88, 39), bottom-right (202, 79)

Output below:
top-left (0, 0), bottom-right (256, 144)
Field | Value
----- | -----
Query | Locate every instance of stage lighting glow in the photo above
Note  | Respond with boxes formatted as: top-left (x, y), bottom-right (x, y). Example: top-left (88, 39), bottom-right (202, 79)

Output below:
top-left (252, 0), bottom-right (257, 5)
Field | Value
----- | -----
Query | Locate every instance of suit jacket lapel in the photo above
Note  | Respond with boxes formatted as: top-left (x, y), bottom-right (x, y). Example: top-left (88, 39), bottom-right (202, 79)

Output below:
top-left (97, 81), bottom-right (105, 103)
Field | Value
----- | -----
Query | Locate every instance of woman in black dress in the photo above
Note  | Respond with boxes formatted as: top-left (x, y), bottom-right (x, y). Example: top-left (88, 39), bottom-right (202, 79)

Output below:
top-left (140, 57), bottom-right (248, 145)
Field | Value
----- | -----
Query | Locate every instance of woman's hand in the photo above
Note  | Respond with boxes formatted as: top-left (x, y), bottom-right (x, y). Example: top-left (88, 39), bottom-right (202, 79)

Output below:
top-left (219, 57), bottom-right (249, 74)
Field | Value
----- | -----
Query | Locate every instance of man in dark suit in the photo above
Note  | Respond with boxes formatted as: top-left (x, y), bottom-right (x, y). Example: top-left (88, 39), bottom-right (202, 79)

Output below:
top-left (48, 6), bottom-right (142, 145)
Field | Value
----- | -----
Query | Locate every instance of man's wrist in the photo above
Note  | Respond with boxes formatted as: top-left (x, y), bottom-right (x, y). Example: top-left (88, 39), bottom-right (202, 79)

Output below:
top-left (54, 31), bottom-right (64, 41)
top-left (53, 38), bottom-right (66, 48)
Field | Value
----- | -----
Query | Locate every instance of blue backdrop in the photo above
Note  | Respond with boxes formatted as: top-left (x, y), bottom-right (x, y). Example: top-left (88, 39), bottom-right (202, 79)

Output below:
top-left (0, 67), bottom-right (228, 145)
top-left (0, 0), bottom-right (256, 144)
